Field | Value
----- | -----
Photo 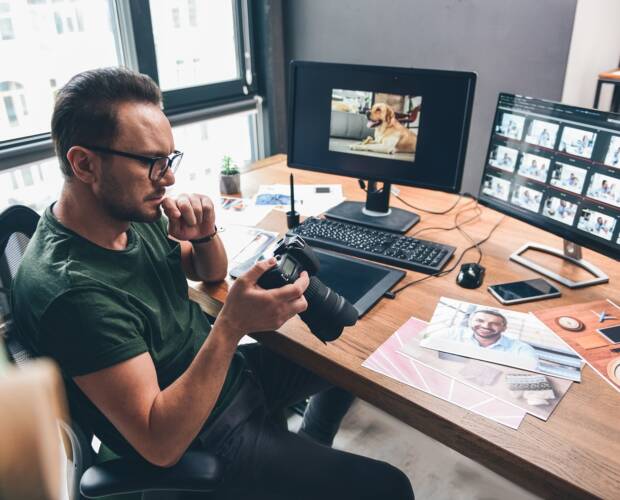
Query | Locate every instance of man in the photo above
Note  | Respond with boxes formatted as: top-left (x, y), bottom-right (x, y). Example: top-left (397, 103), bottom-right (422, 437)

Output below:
top-left (447, 310), bottom-right (539, 367)
top-left (12, 68), bottom-right (413, 500)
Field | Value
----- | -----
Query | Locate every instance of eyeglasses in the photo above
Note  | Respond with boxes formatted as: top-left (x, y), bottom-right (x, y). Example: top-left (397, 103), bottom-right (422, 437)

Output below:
top-left (82, 145), bottom-right (183, 181)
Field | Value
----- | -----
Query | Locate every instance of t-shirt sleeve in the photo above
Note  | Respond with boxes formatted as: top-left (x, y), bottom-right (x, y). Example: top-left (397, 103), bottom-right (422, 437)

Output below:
top-left (39, 287), bottom-right (148, 377)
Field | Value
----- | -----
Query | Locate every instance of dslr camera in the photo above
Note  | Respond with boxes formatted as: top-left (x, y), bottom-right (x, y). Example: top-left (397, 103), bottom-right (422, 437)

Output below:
top-left (258, 234), bottom-right (358, 342)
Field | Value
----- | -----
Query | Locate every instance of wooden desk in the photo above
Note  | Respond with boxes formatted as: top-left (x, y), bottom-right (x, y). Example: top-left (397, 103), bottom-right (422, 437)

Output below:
top-left (189, 155), bottom-right (620, 499)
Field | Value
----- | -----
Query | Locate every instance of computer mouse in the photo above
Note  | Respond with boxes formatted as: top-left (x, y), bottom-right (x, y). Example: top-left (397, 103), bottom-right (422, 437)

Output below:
top-left (456, 263), bottom-right (485, 289)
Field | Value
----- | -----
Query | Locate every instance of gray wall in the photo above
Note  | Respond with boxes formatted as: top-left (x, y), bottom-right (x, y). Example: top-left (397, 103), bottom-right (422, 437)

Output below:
top-left (282, 0), bottom-right (577, 194)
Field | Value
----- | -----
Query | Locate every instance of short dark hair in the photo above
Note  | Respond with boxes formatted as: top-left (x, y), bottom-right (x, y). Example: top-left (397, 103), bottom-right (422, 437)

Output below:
top-left (471, 309), bottom-right (507, 326)
top-left (51, 67), bottom-right (162, 177)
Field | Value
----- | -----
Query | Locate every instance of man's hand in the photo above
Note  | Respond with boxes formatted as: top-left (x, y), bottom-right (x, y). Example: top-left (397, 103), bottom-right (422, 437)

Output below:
top-left (162, 194), bottom-right (216, 241)
top-left (215, 258), bottom-right (310, 343)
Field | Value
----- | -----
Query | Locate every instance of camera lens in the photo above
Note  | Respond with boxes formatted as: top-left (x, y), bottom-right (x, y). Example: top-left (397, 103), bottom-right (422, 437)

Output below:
top-left (299, 276), bottom-right (359, 342)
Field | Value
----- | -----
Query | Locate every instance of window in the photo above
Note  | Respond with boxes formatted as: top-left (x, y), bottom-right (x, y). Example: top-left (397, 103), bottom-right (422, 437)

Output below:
top-left (149, 0), bottom-right (240, 92)
top-left (1, 0), bottom-right (260, 213)
top-left (1, 82), bottom-right (28, 128)
top-left (0, 0), bottom-right (121, 143)
top-left (0, 16), bottom-right (14, 40)
top-left (0, 157), bottom-right (64, 214)
top-left (168, 109), bottom-right (258, 197)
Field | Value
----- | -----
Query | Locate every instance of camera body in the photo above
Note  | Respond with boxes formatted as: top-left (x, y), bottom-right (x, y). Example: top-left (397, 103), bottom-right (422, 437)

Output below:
top-left (258, 234), bottom-right (358, 342)
top-left (257, 234), bottom-right (320, 288)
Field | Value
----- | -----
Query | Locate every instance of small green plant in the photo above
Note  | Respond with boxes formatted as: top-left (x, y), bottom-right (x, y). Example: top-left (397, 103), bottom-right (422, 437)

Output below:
top-left (221, 155), bottom-right (240, 176)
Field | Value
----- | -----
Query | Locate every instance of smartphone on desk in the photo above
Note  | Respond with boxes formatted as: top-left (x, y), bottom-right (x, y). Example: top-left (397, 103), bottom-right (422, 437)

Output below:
top-left (488, 278), bottom-right (561, 305)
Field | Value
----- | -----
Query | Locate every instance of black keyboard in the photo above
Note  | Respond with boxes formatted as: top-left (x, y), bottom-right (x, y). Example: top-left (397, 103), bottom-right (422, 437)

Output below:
top-left (289, 218), bottom-right (455, 274)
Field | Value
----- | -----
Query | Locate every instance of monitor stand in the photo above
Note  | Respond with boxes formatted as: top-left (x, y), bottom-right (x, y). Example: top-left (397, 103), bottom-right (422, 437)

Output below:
top-left (324, 180), bottom-right (419, 233)
top-left (510, 240), bottom-right (609, 289)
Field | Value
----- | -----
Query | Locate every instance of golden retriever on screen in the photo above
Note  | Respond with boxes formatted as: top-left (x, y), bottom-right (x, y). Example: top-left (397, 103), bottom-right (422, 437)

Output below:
top-left (350, 103), bottom-right (418, 154)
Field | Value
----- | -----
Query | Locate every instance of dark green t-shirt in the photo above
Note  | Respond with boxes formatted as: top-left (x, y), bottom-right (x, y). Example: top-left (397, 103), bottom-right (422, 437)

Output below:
top-left (12, 205), bottom-right (245, 457)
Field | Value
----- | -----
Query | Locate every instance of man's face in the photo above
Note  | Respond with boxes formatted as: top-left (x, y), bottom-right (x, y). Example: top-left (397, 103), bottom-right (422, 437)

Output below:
top-left (469, 312), bottom-right (506, 341)
top-left (94, 101), bottom-right (175, 223)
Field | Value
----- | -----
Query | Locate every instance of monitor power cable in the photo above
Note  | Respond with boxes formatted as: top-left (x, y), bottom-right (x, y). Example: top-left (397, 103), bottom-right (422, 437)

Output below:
top-left (385, 211), bottom-right (505, 298)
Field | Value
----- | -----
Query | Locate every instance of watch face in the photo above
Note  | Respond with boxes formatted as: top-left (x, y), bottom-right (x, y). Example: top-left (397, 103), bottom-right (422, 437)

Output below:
top-left (555, 315), bottom-right (585, 332)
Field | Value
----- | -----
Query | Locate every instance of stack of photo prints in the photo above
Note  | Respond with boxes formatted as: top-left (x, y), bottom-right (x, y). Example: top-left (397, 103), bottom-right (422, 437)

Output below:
top-left (364, 297), bottom-right (590, 429)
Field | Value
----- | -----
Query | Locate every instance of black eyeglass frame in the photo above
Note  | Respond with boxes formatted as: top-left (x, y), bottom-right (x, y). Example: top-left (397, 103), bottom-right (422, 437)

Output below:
top-left (81, 144), bottom-right (183, 181)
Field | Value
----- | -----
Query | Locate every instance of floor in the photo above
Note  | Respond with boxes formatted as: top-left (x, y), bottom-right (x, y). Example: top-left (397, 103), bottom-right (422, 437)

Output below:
top-left (289, 399), bottom-right (541, 500)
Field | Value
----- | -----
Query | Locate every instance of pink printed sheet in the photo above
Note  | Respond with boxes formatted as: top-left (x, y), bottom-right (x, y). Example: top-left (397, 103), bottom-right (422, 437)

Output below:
top-left (363, 317), bottom-right (526, 429)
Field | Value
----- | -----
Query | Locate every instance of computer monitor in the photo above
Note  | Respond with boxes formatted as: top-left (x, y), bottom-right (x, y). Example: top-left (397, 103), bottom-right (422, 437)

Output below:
top-left (287, 61), bottom-right (476, 233)
top-left (478, 93), bottom-right (620, 288)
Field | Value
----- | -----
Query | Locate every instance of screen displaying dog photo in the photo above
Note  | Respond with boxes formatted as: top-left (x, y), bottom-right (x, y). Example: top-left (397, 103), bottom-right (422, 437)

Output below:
top-left (517, 153), bottom-right (550, 182)
top-left (329, 89), bottom-right (422, 162)
top-left (482, 174), bottom-right (511, 202)
top-left (586, 173), bottom-right (620, 208)
top-left (604, 135), bottom-right (620, 169)
top-left (494, 112), bottom-right (525, 140)
top-left (577, 208), bottom-right (617, 241)
top-left (488, 145), bottom-right (519, 173)
top-left (524, 120), bottom-right (559, 149)
top-left (549, 163), bottom-right (588, 194)
top-left (542, 196), bottom-right (578, 226)
top-left (511, 185), bottom-right (543, 213)
top-left (558, 127), bottom-right (597, 159)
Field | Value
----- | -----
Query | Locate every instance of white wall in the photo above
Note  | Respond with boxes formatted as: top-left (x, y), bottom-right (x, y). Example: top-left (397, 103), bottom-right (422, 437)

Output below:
top-left (562, 0), bottom-right (620, 109)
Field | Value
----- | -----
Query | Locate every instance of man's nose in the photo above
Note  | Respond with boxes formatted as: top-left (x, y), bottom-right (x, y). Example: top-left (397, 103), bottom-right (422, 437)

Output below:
top-left (157, 167), bottom-right (176, 187)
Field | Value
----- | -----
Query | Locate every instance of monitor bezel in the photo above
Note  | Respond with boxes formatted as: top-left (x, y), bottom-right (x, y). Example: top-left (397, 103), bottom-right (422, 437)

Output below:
top-left (477, 92), bottom-right (620, 262)
top-left (286, 60), bottom-right (477, 195)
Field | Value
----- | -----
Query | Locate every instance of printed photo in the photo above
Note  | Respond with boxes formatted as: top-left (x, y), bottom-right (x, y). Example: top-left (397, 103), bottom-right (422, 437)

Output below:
top-left (517, 153), bottom-right (550, 182)
top-left (417, 298), bottom-right (582, 381)
top-left (482, 174), bottom-right (511, 202)
top-left (397, 318), bottom-right (573, 421)
top-left (542, 196), bottom-right (578, 226)
top-left (577, 208), bottom-right (617, 241)
top-left (586, 173), bottom-right (620, 208)
top-left (494, 112), bottom-right (525, 140)
top-left (329, 89), bottom-right (421, 162)
top-left (604, 135), bottom-right (620, 168)
top-left (511, 185), bottom-right (543, 213)
top-left (524, 120), bottom-right (559, 149)
top-left (488, 145), bottom-right (519, 173)
top-left (549, 163), bottom-right (588, 194)
top-left (558, 127), bottom-right (597, 159)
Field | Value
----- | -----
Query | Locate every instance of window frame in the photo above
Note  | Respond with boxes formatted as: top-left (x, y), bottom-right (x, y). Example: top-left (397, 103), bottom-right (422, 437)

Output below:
top-left (0, 0), bottom-right (258, 172)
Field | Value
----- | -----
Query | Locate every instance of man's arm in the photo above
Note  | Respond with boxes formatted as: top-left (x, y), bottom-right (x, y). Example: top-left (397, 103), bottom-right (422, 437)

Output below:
top-left (162, 194), bottom-right (228, 282)
top-left (74, 260), bottom-right (309, 467)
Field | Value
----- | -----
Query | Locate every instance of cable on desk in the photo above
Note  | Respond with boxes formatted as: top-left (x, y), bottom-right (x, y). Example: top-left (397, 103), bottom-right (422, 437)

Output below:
top-left (387, 214), bottom-right (505, 297)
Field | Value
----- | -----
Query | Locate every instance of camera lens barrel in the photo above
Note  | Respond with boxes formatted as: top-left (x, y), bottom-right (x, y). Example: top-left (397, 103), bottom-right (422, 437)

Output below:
top-left (299, 276), bottom-right (359, 342)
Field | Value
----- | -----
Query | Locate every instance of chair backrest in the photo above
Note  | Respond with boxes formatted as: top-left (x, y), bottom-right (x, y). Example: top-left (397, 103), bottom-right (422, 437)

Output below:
top-left (0, 205), bottom-right (94, 500)
top-left (0, 205), bottom-right (39, 365)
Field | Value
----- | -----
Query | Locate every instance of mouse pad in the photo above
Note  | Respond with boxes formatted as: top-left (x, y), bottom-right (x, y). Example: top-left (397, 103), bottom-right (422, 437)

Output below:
top-left (313, 249), bottom-right (405, 317)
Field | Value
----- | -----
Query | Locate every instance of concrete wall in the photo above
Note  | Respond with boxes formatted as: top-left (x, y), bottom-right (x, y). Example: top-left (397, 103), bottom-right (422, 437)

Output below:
top-left (282, 0), bottom-right (577, 194)
top-left (562, 0), bottom-right (620, 109)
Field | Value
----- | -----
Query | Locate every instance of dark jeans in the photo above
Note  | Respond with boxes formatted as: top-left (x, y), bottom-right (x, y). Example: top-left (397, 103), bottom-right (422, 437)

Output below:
top-left (190, 343), bottom-right (414, 500)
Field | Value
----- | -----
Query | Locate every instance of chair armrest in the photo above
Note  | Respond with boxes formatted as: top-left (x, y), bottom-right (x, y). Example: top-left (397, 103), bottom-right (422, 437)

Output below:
top-left (79, 450), bottom-right (224, 498)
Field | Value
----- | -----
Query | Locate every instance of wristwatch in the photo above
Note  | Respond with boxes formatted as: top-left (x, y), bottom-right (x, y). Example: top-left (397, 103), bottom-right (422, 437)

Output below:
top-left (190, 227), bottom-right (218, 245)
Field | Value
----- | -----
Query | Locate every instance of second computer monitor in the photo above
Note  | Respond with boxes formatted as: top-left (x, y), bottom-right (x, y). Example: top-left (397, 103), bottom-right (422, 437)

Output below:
top-left (287, 61), bottom-right (476, 232)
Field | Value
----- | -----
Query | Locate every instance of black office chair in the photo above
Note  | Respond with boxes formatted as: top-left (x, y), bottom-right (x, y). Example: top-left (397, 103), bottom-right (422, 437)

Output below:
top-left (0, 205), bottom-right (224, 500)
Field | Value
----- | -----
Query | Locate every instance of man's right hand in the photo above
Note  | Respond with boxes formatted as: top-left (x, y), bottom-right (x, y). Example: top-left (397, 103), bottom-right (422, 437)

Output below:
top-left (215, 258), bottom-right (310, 342)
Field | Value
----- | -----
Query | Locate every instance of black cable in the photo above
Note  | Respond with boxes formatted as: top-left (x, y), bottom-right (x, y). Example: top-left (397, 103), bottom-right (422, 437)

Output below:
top-left (387, 214), bottom-right (505, 297)
top-left (409, 198), bottom-right (481, 239)
top-left (393, 191), bottom-right (463, 214)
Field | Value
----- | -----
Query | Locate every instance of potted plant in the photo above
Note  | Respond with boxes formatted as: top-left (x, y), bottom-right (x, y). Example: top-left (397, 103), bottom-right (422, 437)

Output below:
top-left (219, 155), bottom-right (241, 195)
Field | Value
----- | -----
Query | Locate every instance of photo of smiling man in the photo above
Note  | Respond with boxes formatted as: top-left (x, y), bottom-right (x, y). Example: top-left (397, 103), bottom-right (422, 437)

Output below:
top-left (446, 310), bottom-right (539, 367)
top-left (418, 298), bottom-right (582, 380)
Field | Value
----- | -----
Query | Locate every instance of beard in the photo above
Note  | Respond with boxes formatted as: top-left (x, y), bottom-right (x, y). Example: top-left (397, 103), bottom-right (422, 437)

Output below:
top-left (98, 170), bottom-right (162, 223)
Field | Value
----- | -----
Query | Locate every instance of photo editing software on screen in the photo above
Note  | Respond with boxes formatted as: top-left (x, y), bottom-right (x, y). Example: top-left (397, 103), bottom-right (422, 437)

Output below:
top-left (479, 94), bottom-right (620, 255)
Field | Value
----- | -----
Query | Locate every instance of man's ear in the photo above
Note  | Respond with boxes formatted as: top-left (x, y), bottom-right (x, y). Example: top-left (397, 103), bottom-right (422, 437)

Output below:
top-left (66, 146), bottom-right (99, 184)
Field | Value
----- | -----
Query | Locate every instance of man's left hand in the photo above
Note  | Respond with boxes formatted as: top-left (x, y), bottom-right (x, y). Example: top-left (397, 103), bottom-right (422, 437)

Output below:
top-left (162, 194), bottom-right (216, 242)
